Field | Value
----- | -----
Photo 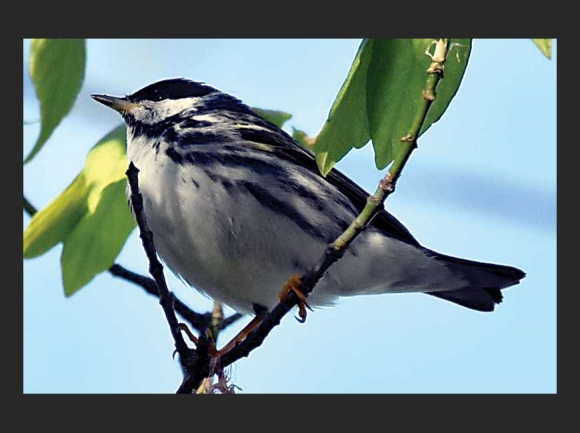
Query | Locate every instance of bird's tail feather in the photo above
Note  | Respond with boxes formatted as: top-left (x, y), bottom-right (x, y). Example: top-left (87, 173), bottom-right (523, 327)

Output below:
top-left (426, 252), bottom-right (526, 312)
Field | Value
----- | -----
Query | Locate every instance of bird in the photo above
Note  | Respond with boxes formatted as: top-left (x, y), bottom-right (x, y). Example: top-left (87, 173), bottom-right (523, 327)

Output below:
top-left (92, 78), bottom-right (525, 318)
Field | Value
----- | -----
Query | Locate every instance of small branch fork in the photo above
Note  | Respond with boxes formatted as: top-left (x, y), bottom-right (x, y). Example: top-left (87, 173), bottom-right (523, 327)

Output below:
top-left (108, 264), bottom-right (244, 333)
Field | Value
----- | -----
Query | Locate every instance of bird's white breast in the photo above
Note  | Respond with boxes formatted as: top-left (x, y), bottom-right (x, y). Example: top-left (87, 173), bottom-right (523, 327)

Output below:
top-left (126, 134), bottom-right (333, 313)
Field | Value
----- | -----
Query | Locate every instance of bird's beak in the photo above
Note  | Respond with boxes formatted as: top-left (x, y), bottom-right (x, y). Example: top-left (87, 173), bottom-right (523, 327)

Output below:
top-left (91, 94), bottom-right (139, 114)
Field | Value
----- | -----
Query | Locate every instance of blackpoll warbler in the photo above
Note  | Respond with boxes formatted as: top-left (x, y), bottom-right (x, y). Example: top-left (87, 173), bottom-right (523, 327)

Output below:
top-left (92, 78), bottom-right (525, 315)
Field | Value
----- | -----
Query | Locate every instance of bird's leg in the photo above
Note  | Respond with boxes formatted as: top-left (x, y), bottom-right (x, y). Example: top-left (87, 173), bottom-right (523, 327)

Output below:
top-left (178, 305), bottom-right (267, 357)
top-left (214, 314), bottom-right (265, 355)
top-left (279, 274), bottom-right (312, 323)
top-left (199, 276), bottom-right (313, 358)
top-left (213, 276), bottom-right (311, 356)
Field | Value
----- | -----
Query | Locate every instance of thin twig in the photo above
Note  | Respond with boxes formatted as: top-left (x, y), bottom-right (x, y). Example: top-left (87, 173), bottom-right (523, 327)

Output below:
top-left (126, 162), bottom-right (202, 392)
top-left (108, 264), bottom-right (216, 333)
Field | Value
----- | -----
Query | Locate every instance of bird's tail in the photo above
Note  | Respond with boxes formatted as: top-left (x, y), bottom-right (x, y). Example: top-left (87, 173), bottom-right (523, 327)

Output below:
top-left (426, 252), bottom-right (526, 312)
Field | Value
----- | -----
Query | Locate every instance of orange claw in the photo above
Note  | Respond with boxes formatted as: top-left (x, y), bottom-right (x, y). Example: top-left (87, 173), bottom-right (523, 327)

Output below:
top-left (279, 274), bottom-right (312, 323)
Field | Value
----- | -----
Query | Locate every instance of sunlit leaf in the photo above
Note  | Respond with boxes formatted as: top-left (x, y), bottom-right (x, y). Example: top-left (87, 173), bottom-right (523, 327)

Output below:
top-left (23, 174), bottom-right (89, 258)
top-left (23, 124), bottom-right (135, 296)
top-left (314, 39), bottom-right (374, 176)
top-left (531, 39), bottom-right (552, 59)
top-left (83, 125), bottom-right (129, 210)
top-left (59, 125), bottom-right (134, 295)
top-left (61, 179), bottom-right (135, 296)
top-left (25, 39), bottom-right (86, 163)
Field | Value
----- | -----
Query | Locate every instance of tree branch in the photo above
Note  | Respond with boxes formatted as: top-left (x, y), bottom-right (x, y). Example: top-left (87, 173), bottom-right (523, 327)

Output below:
top-left (125, 162), bottom-right (208, 393)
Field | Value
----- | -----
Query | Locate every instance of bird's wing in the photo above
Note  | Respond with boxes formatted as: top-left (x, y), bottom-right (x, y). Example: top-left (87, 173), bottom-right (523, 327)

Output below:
top-left (248, 126), bottom-right (421, 247)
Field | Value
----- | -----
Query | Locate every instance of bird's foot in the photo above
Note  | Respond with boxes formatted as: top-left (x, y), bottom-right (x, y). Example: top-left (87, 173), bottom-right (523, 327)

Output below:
top-left (279, 274), bottom-right (312, 323)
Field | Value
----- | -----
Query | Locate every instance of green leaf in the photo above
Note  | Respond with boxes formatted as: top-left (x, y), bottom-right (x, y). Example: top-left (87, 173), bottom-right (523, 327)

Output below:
top-left (23, 174), bottom-right (89, 258)
top-left (252, 108), bottom-right (293, 128)
top-left (531, 39), bottom-right (552, 59)
top-left (61, 179), bottom-right (135, 296)
top-left (315, 39), bottom-right (374, 176)
top-left (83, 125), bottom-right (129, 210)
top-left (366, 39), bottom-right (471, 170)
top-left (60, 125), bottom-right (134, 295)
top-left (24, 39), bottom-right (86, 164)
top-left (23, 124), bottom-right (136, 296)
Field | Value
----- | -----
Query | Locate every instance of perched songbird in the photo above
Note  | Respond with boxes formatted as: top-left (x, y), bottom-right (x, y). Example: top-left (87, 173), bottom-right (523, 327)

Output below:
top-left (92, 78), bottom-right (525, 316)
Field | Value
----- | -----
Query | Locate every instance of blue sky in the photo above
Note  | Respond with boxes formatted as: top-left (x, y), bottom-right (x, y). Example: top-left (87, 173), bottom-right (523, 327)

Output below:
top-left (23, 39), bottom-right (556, 393)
